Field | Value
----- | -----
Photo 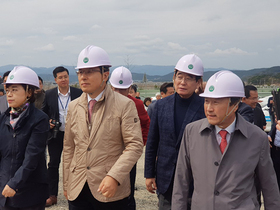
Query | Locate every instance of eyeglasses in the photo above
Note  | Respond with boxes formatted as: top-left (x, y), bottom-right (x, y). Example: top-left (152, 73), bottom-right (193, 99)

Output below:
top-left (6, 88), bottom-right (19, 95)
top-left (175, 74), bottom-right (196, 83)
top-left (247, 97), bottom-right (259, 101)
top-left (76, 69), bottom-right (100, 76)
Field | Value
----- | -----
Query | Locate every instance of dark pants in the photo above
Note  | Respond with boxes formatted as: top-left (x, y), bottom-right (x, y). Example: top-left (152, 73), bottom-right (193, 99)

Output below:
top-left (69, 182), bottom-right (128, 210)
top-left (127, 163), bottom-right (137, 210)
top-left (47, 131), bottom-right (64, 196)
top-left (158, 178), bottom-right (192, 210)
top-left (0, 203), bottom-right (45, 210)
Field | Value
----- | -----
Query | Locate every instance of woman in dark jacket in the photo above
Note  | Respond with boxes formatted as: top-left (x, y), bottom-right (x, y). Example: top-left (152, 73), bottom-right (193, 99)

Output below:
top-left (0, 66), bottom-right (49, 210)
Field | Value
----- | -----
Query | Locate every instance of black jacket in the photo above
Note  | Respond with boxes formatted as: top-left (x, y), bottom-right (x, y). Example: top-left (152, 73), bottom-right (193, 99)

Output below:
top-left (42, 86), bottom-right (83, 121)
top-left (238, 102), bottom-right (254, 123)
top-left (0, 104), bottom-right (49, 208)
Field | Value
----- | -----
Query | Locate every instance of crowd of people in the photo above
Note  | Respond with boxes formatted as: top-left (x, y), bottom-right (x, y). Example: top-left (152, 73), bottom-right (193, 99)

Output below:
top-left (0, 45), bottom-right (280, 210)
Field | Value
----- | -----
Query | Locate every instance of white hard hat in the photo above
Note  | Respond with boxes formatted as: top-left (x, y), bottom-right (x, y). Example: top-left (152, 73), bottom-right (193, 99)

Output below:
top-left (200, 70), bottom-right (245, 98)
top-left (76, 45), bottom-right (112, 69)
top-left (175, 54), bottom-right (204, 76)
top-left (5, 66), bottom-right (39, 88)
top-left (109, 66), bottom-right (133, 89)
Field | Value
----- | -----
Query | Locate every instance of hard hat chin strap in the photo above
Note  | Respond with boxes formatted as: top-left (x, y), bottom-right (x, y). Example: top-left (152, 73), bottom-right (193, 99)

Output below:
top-left (218, 98), bottom-right (240, 128)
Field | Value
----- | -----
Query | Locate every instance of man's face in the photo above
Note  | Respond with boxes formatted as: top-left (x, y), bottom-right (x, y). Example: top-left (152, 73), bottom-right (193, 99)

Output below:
top-left (78, 67), bottom-right (108, 96)
top-left (35, 80), bottom-right (43, 94)
top-left (3, 76), bottom-right (8, 91)
top-left (161, 87), bottom-right (175, 98)
top-left (243, 90), bottom-right (258, 109)
top-left (128, 87), bottom-right (136, 97)
top-left (204, 97), bottom-right (238, 128)
top-left (156, 95), bottom-right (161, 100)
top-left (54, 71), bottom-right (69, 89)
top-left (173, 71), bottom-right (200, 99)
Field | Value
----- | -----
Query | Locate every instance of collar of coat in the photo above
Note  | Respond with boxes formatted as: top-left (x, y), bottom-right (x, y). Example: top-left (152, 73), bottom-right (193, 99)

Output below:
top-left (199, 113), bottom-right (249, 139)
top-left (77, 85), bottom-right (110, 110)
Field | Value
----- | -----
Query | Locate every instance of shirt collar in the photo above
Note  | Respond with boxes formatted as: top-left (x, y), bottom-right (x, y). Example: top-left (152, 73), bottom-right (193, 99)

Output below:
top-left (87, 90), bottom-right (105, 103)
top-left (215, 117), bottom-right (236, 135)
top-left (57, 87), bottom-right (70, 96)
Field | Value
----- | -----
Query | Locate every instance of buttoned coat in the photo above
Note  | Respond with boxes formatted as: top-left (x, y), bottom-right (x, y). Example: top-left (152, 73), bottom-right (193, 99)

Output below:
top-left (0, 104), bottom-right (49, 208)
top-left (63, 85), bottom-right (143, 202)
top-left (172, 114), bottom-right (280, 210)
top-left (145, 93), bottom-right (205, 195)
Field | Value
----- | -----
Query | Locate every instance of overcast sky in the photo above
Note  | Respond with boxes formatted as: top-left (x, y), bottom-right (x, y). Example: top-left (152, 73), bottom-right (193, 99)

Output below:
top-left (0, 0), bottom-right (279, 71)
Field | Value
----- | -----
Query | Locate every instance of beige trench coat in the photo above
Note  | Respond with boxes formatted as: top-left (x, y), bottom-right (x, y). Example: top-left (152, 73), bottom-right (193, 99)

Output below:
top-left (63, 85), bottom-right (143, 202)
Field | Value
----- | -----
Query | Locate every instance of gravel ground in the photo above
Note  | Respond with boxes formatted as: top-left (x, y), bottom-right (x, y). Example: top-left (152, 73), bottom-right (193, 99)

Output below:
top-left (46, 151), bottom-right (158, 210)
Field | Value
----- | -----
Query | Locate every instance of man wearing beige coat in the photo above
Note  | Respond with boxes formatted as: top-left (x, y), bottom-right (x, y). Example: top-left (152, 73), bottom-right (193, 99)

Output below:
top-left (63, 45), bottom-right (143, 210)
top-left (172, 71), bottom-right (280, 210)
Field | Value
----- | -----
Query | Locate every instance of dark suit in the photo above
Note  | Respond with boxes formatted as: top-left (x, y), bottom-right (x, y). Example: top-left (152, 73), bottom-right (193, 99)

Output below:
top-left (254, 106), bottom-right (266, 130)
top-left (0, 95), bottom-right (8, 114)
top-left (42, 86), bottom-right (82, 196)
top-left (238, 102), bottom-right (254, 123)
top-left (145, 93), bottom-right (205, 207)
top-left (269, 123), bottom-right (280, 192)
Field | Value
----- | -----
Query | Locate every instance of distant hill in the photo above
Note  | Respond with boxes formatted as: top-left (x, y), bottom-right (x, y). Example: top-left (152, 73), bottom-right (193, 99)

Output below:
top-left (0, 65), bottom-right (279, 84)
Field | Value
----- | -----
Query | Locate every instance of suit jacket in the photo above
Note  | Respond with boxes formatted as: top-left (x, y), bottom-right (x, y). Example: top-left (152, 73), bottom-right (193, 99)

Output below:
top-left (253, 106), bottom-right (266, 130)
top-left (0, 95), bottom-right (8, 114)
top-left (147, 100), bottom-right (157, 119)
top-left (145, 93), bottom-right (205, 195)
top-left (238, 102), bottom-right (254, 123)
top-left (172, 114), bottom-right (280, 210)
top-left (42, 86), bottom-right (82, 122)
top-left (63, 85), bottom-right (143, 202)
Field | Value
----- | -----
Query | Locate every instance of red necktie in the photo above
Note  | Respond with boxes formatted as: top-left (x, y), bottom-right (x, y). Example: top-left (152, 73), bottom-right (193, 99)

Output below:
top-left (88, 100), bottom-right (96, 122)
top-left (219, 130), bottom-right (228, 154)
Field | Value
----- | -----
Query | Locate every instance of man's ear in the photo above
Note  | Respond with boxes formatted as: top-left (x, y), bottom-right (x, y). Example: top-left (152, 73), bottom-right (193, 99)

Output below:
top-left (103, 72), bottom-right (109, 82)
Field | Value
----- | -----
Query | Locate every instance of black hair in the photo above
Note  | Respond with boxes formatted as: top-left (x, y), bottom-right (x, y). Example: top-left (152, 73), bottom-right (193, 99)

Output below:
top-left (3, 71), bottom-right (11, 79)
top-left (6, 84), bottom-right (36, 103)
top-left (99, 66), bottom-right (110, 73)
top-left (174, 69), bottom-right (201, 82)
top-left (130, 84), bottom-right (137, 93)
top-left (143, 97), bottom-right (152, 107)
top-left (38, 76), bottom-right (43, 84)
top-left (0, 89), bottom-right (4, 93)
top-left (244, 85), bottom-right (257, 98)
top-left (160, 82), bottom-right (174, 94)
top-left (53, 66), bottom-right (69, 78)
top-left (230, 97), bottom-right (241, 106)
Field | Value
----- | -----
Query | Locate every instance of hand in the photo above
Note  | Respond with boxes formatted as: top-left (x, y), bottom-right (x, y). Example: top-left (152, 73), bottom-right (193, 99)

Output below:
top-left (145, 178), bottom-right (157, 194)
top-left (97, 176), bottom-right (118, 198)
top-left (49, 119), bottom-right (55, 129)
top-left (64, 191), bottom-right (68, 200)
top-left (268, 135), bottom-right (272, 148)
top-left (276, 120), bottom-right (280, 131)
top-left (2, 185), bottom-right (16, 197)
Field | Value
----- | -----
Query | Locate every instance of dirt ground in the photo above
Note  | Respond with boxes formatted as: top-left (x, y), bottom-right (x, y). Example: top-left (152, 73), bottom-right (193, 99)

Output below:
top-left (46, 151), bottom-right (159, 210)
